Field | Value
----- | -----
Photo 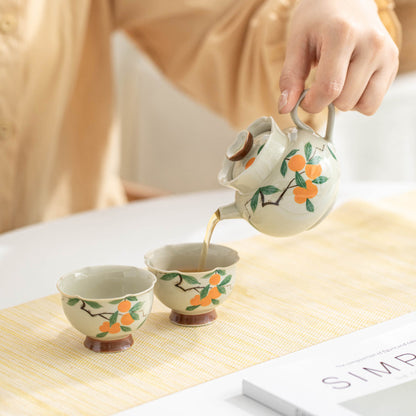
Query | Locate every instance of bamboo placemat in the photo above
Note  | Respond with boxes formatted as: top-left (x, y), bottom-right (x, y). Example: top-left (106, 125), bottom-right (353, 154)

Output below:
top-left (1, 192), bottom-right (416, 415)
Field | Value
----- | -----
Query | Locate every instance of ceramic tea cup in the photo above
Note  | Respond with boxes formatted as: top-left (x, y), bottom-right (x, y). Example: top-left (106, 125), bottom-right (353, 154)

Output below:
top-left (144, 243), bottom-right (239, 326)
top-left (57, 265), bottom-right (156, 352)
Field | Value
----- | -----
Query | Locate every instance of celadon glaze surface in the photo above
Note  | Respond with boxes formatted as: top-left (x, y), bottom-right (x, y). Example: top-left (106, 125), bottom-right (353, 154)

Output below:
top-left (57, 266), bottom-right (156, 342)
top-left (218, 93), bottom-right (340, 237)
top-left (145, 243), bottom-right (239, 323)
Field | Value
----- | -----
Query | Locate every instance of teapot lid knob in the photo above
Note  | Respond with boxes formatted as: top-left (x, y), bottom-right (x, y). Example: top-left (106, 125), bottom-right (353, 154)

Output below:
top-left (226, 130), bottom-right (253, 161)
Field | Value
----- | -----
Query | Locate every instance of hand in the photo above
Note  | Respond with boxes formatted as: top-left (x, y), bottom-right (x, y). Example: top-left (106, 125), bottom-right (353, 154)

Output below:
top-left (278, 0), bottom-right (399, 115)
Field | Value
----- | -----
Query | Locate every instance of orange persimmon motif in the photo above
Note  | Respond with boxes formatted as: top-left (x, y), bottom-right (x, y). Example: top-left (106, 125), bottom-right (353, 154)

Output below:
top-left (98, 321), bottom-right (120, 334)
top-left (66, 296), bottom-right (145, 338)
top-left (108, 323), bottom-right (121, 334)
top-left (293, 180), bottom-right (318, 203)
top-left (158, 270), bottom-right (233, 312)
top-left (118, 300), bottom-right (131, 313)
top-left (245, 157), bottom-right (256, 169)
top-left (190, 294), bottom-right (201, 306)
top-left (305, 164), bottom-right (322, 180)
top-left (99, 321), bottom-right (111, 332)
top-left (249, 141), bottom-right (331, 214)
top-left (208, 286), bottom-right (221, 299)
top-left (288, 154), bottom-right (305, 171)
top-left (200, 296), bottom-right (211, 307)
top-left (121, 313), bottom-right (134, 326)
top-left (209, 273), bottom-right (221, 286)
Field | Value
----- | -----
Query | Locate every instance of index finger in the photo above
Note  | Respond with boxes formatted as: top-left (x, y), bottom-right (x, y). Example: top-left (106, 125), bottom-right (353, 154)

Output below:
top-left (301, 32), bottom-right (355, 113)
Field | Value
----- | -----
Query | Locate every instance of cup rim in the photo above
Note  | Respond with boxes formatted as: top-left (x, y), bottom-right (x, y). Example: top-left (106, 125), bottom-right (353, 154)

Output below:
top-left (144, 242), bottom-right (239, 275)
top-left (56, 265), bottom-right (157, 302)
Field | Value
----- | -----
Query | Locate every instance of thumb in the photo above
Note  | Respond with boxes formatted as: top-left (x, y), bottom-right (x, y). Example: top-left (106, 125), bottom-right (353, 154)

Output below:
top-left (278, 41), bottom-right (311, 114)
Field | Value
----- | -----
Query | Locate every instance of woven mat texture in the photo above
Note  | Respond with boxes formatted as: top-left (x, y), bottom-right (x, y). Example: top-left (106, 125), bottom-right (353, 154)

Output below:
top-left (1, 192), bottom-right (416, 415)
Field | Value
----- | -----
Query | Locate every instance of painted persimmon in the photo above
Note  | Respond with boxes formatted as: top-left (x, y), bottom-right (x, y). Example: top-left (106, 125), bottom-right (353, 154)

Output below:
top-left (200, 296), bottom-right (212, 307)
top-left (208, 286), bottom-right (221, 299)
top-left (108, 323), bottom-right (121, 334)
top-left (99, 321), bottom-right (121, 334)
top-left (288, 154), bottom-right (305, 171)
top-left (305, 164), bottom-right (322, 180)
top-left (118, 300), bottom-right (131, 313)
top-left (99, 321), bottom-right (110, 332)
top-left (190, 294), bottom-right (201, 306)
top-left (209, 273), bottom-right (221, 286)
top-left (121, 313), bottom-right (134, 326)
top-left (293, 180), bottom-right (318, 204)
top-left (245, 157), bottom-right (255, 169)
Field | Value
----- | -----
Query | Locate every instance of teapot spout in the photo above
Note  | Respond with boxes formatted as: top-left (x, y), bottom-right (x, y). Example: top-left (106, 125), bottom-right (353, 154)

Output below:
top-left (216, 203), bottom-right (241, 220)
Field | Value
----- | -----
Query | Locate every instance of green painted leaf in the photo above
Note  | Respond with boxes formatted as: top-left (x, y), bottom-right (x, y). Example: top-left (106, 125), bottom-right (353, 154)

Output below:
top-left (96, 332), bottom-right (108, 338)
top-left (304, 142), bottom-right (312, 161)
top-left (216, 269), bottom-right (226, 275)
top-left (328, 146), bottom-right (337, 160)
top-left (202, 272), bottom-right (213, 279)
top-left (126, 296), bottom-right (138, 301)
top-left (260, 185), bottom-right (280, 195)
top-left (312, 176), bottom-right (329, 184)
top-left (67, 298), bottom-right (79, 306)
top-left (306, 199), bottom-right (314, 212)
top-left (109, 311), bottom-right (118, 326)
top-left (250, 189), bottom-right (260, 213)
top-left (218, 275), bottom-right (232, 287)
top-left (285, 149), bottom-right (299, 159)
top-left (307, 156), bottom-right (321, 165)
top-left (182, 274), bottom-right (200, 285)
top-left (130, 301), bottom-right (144, 313)
top-left (160, 273), bottom-right (179, 281)
top-left (200, 284), bottom-right (210, 300)
top-left (295, 171), bottom-right (306, 188)
top-left (121, 326), bottom-right (132, 332)
top-left (257, 144), bottom-right (265, 155)
top-left (211, 299), bottom-right (220, 305)
top-left (186, 305), bottom-right (200, 311)
top-left (130, 312), bottom-right (139, 320)
top-left (109, 299), bottom-right (122, 304)
top-left (85, 301), bottom-right (102, 309)
top-left (218, 286), bottom-right (226, 294)
top-left (280, 160), bottom-right (288, 177)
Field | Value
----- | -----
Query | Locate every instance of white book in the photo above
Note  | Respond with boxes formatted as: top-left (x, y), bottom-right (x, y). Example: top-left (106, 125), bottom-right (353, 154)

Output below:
top-left (243, 311), bottom-right (416, 416)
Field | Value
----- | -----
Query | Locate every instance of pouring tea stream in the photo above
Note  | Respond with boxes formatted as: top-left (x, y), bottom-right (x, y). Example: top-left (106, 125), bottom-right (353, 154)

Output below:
top-left (199, 91), bottom-right (340, 270)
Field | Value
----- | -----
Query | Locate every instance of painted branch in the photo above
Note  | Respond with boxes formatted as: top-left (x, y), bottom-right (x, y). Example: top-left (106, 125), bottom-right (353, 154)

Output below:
top-left (80, 301), bottom-right (112, 320)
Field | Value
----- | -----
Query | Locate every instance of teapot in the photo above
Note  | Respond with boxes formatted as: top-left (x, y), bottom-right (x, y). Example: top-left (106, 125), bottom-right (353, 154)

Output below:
top-left (217, 90), bottom-right (340, 237)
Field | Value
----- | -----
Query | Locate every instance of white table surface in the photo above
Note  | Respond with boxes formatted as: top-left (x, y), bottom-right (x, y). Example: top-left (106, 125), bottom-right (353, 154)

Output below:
top-left (1, 181), bottom-right (415, 415)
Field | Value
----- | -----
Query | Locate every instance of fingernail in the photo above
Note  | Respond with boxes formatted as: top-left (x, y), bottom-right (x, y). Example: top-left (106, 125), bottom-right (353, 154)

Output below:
top-left (278, 90), bottom-right (288, 113)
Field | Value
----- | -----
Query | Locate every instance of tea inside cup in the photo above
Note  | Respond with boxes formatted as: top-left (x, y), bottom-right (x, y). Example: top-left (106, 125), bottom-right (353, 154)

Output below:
top-left (57, 265), bottom-right (156, 352)
top-left (145, 243), bottom-right (239, 326)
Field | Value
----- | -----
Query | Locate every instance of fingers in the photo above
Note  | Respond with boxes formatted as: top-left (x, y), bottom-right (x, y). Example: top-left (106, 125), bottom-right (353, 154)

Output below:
top-left (333, 35), bottom-right (399, 114)
top-left (278, 33), bottom-right (312, 113)
top-left (300, 22), bottom-right (355, 113)
top-left (354, 66), bottom-right (397, 115)
top-left (331, 57), bottom-right (374, 112)
top-left (278, 0), bottom-right (400, 117)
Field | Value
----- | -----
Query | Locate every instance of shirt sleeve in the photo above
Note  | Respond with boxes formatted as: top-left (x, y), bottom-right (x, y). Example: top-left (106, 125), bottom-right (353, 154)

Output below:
top-left (113, 0), bottom-right (401, 130)
top-left (374, 0), bottom-right (402, 49)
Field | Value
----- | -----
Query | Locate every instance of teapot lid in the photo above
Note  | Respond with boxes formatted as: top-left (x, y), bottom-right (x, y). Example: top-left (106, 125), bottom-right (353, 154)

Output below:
top-left (218, 117), bottom-right (288, 194)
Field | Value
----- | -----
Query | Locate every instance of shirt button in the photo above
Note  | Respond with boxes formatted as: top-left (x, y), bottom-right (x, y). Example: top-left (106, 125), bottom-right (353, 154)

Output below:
top-left (0, 14), bottom-right (17, 35)
top-left (0, 121), bottom-right (13, 141)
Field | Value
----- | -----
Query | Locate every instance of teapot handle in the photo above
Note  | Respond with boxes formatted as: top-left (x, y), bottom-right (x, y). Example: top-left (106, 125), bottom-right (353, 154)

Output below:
top-left (290, 90), bottom-right (335, 143)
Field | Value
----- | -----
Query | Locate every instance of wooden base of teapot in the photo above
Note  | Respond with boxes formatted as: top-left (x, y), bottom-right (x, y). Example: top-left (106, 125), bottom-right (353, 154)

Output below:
top-left (169, 310), bottom-right (217, 326)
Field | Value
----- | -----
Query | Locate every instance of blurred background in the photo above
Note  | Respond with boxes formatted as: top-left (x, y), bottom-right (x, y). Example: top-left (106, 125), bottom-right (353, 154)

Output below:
top-left (112, 32), bottom-right (416, 195)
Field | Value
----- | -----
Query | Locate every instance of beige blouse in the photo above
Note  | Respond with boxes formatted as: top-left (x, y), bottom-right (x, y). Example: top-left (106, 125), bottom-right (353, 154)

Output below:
top-left (0, 0), bottom-right (401, 233)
